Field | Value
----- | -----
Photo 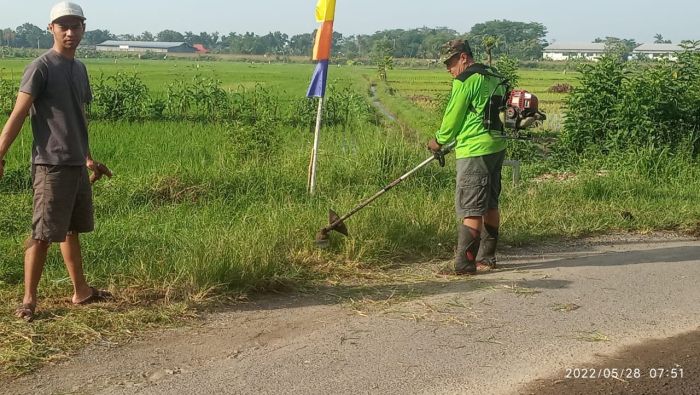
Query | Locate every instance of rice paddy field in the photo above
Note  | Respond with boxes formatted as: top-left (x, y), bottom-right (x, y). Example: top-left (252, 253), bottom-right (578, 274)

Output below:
top-left (1, 57), bottom-right (699, 375)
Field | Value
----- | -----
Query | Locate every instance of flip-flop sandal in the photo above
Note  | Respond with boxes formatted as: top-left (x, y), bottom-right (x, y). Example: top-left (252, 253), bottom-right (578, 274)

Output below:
top-left (476, 259), bottom-right (497, 272)
top-left (74, 287), bottom-right (113, 305)
top-left (15, 303), bottom-right (36, 322)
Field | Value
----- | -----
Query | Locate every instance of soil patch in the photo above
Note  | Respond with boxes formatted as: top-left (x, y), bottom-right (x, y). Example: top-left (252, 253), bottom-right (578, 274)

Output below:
top-left (523, 329), bottom-right (700, 395)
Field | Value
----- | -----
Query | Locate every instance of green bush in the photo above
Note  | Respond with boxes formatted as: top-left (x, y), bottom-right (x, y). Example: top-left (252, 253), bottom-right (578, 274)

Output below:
top-left (288, 84), bottom-right (376, 129)
top-left (90, 72), bottom-right (150, 121)
top-left (494, 55), bottom-right (520, 88)
top-left (165, 75), bottom-right (230, 121)
top-left (556, 49), bottom-right (700, 160)
top-left (0, 76), bottom-right (16, 116)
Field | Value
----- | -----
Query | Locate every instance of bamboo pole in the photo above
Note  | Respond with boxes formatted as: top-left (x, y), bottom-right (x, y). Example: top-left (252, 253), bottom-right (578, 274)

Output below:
top-left (308, 97), bottom-right (324, 195)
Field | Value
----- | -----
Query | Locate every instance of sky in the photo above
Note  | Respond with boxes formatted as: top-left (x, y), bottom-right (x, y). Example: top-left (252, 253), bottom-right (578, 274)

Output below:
top-left (0, 0), bottom-right (697, 44)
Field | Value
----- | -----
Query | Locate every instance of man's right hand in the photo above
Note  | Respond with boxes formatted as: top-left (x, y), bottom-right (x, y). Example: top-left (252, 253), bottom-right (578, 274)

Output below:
top-left (87, 160), bottom-right (113, 184)
top-left (427, 138), bottom-right (442, 153)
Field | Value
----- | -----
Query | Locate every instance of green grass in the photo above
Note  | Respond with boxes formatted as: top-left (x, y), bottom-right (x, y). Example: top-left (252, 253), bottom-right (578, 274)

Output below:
top-left (1, 58), bottom-right (699, 377)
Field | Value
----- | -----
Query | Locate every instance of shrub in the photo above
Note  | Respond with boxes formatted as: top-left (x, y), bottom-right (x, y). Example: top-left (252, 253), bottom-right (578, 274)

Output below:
top-left (555, 49), bottom-right (700, 161)
top-left (494, 55), bottom-right (520, 88)
top-left (165, 75), bottom-right (229, 121)
top-left (287, 83), bottom-right (375, 129)
top-left (0, 76), bottom-right (16, 116)
top-left (547, 83), bottom-right (573, 93)
top-left (90, 72), bottom-right (150, 121)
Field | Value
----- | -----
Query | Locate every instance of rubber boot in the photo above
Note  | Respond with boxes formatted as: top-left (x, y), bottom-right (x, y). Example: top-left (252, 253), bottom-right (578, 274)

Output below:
top-left (455, 224), bottom-right (480, 274)
top-left (477, 224), bottom-right (499, 269)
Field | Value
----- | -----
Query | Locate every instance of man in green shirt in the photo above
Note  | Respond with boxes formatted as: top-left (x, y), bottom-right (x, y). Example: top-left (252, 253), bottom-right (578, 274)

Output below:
top-left (428, 39), bottom-right (506, 274)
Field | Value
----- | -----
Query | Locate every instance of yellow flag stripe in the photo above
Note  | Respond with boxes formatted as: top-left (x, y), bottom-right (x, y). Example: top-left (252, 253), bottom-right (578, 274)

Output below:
top-left (315, 0), bottom-right (336, 22)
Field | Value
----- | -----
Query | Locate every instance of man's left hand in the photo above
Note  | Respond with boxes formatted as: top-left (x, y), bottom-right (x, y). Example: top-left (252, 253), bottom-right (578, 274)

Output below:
top-left (87, 160), bottom-right (113, 184)
top-left (427, 138), bottom-right (442, 153)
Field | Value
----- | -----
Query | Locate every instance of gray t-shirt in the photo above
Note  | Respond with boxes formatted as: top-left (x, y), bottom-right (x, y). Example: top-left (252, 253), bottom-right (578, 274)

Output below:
top-left (20, 50), bottom-right (92, 166)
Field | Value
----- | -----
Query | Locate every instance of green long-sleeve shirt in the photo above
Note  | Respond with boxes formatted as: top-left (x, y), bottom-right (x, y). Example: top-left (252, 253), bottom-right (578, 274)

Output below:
top-left (435, 64), bottom-right (507, 159)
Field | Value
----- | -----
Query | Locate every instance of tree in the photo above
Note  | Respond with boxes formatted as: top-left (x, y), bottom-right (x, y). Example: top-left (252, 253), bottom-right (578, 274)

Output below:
top-left (260, 31), bottom-right (288, 54)
top-left (653, 34), bottom-right (671, 44)
top-left (420, 29), bottom-right (460, 60)
top-left (468, 20), bottom-right (547, 60)
top-left (156, 30), bottom-right (184, 42)
top-left (289, 33), bottom-right (313, 56)
top-left (482, 35), bottom-right (501, 66)
top-left (139, 31), bottom-right (154, 41)
top-left (14, 23), bottom-right (51, 48)
top-left (83, 29), bottom-right (115, 45)
top-left (371, 37), bottom-right (393, 81)
top-left (116, 34), bottom-right (136, 41)
top-left (0, 28), bottom-right (16, 47)
top-left (679, 40), bottom-right (700, 50)
top-left (595, 36), bottom-right (638, 60)
top-left (199, 31), bottom-right (220, 49)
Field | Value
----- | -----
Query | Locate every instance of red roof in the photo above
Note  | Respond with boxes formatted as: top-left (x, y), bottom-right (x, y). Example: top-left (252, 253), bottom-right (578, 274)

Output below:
top-left (193, 44), bottom-right (208, 53)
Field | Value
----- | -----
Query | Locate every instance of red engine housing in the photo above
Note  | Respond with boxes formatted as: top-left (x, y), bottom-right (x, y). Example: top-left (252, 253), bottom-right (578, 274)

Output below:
top-left (507, 90), bottom-right (539, 114)
top-left (503, 90), bottom-right (545, 130)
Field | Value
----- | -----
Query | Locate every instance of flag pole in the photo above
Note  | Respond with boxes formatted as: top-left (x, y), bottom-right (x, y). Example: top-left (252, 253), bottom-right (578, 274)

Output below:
top-left (306, 0), bottom-right (336, 195)
top-left (308, 96), bottom-right (324, 194)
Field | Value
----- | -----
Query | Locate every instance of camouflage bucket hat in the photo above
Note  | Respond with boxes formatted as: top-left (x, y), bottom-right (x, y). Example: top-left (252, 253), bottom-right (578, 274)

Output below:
top-left (440, 39), bottom-right (472, 64)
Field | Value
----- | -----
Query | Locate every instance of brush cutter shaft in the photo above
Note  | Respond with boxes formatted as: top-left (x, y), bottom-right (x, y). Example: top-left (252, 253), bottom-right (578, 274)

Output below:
top-left (325, 142), bottom-right (455, 231)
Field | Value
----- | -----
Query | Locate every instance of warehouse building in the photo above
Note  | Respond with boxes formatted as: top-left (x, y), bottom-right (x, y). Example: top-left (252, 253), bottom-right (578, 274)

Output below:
top-left (95, 40), bottom-right (196, 53)
top-left (542, 43), bottom-right (606, 61)
top-left (632, 43), bottom-right (687, 61)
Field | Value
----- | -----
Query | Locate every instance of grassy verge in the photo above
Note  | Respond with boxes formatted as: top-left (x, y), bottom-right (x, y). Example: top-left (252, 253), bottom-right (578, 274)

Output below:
top-left (1, 63), bottom-right (699, 377)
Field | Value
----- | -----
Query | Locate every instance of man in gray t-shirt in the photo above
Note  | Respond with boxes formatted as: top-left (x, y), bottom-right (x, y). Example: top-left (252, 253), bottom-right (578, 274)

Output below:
top-left (22, 48), bottom-right (92, 166)
top-left (0, 2), bottom-right (113, 322)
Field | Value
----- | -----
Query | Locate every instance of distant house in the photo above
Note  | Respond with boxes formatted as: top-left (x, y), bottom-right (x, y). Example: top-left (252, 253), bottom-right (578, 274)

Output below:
top-left (632, 43), bottom-right (686, 61)
top-left (542, 43), bottom-right (606, 61)
top-left (95, 40), bottom-right (196, 53)
top-left (192, 44), bottom-right (209, 54)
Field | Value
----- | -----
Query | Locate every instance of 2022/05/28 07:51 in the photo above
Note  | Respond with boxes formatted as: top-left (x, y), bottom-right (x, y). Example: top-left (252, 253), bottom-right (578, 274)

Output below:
top-left (565, 368), bottom-right (684, 379)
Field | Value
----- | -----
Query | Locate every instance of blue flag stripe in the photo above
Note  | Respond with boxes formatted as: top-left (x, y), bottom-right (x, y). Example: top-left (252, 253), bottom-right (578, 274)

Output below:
top-left (306, 60), bottom-right (329, 98)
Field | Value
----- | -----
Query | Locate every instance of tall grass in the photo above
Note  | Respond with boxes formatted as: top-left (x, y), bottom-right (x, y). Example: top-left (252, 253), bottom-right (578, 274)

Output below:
top-left (1, 59), bottom-right (699, 375)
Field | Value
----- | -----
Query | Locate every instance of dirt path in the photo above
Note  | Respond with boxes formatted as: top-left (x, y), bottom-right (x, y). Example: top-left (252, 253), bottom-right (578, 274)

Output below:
top-left (5, 232), bottom-right (699, 394)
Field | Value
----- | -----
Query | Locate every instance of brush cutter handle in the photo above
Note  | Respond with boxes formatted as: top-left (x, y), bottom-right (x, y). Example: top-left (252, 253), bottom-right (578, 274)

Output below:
top-left (435, 141), bottom-right (456, 167)
top-left (434, 150), bottom-right (446, 167)
top-left (324, 140), bottom-right (458, 233)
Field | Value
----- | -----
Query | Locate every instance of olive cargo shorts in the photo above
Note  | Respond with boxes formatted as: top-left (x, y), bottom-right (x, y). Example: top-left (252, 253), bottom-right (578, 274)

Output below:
top-left (32, 165), bottom-right (94, 242)
top-left (455, 150), bottom-right (505, 219)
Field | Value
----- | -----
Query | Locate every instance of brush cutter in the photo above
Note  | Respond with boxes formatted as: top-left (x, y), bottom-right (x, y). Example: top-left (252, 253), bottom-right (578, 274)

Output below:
top-left (315, 141), bottom-right (456, 247)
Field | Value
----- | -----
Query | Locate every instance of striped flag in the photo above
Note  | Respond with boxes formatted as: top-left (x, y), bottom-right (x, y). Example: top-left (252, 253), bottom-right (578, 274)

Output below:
top-left (306, 0), bottom-right (336, 98)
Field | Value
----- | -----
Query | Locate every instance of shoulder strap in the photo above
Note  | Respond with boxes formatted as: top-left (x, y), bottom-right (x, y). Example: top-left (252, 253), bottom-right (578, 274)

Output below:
top-left (455, 63), bottom-right (508, 84)
top-left (455, 63), bottom-right (511, 133)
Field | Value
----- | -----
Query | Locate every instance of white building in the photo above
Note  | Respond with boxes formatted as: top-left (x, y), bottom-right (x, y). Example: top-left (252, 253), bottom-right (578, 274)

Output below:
top-left (542, 43), bottom-right (606, 61)
top-left (96, 40), bottom-right (196, 53)
top-left (632, 43), bottom-right (685, 61)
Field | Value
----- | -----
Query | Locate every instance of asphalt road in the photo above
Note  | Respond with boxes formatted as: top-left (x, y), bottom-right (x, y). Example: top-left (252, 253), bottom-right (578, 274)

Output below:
top-left (6, 232), bottom-right (699, 394)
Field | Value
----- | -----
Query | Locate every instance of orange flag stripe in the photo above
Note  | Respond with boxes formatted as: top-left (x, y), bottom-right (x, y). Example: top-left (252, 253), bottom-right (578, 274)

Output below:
top-left (312, 20), bottom-right (334, 61)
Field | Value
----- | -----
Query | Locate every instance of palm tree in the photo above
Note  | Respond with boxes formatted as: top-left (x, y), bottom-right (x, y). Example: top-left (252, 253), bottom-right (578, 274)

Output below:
top-left (483, 35), bottom-right (501, 66)
top-left (654, 34), bottom-right (671, 44)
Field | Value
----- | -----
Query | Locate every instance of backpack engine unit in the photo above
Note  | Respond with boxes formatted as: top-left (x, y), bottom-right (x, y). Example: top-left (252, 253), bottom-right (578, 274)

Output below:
top-left (474, 64), bottom-right (546, 134)
top-left (503, 89), bottom-right (546, 130)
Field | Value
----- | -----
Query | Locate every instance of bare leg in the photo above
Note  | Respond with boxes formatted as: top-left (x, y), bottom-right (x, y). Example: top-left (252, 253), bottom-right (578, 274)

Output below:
top-left (463, 216), bottom-right (484, 230)
top-left (22, 239), bottom-right (51, 307)
top-left (60, 233), bottom-right (93, 303)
